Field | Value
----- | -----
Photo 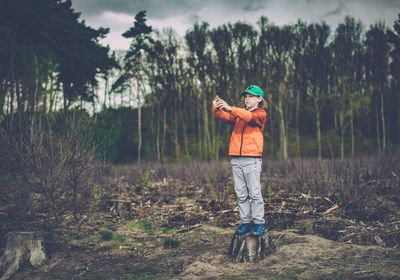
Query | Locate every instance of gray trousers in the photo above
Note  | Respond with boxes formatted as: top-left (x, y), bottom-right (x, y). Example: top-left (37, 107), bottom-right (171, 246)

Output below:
top-left (231, 157), bottom-right (265, 224)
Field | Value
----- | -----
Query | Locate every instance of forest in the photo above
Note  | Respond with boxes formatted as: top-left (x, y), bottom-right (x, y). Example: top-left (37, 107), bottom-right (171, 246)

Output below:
top-left (1, 0), bottom-right (400, 163)
top-left (1, 0), bottom-right (400, 279)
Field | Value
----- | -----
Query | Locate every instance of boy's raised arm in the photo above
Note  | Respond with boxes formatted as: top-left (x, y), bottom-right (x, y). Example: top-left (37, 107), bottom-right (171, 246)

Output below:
top-left (211, 103), bottom-right (235, 123)
top-left (230, 106), bottom-right (267, 128)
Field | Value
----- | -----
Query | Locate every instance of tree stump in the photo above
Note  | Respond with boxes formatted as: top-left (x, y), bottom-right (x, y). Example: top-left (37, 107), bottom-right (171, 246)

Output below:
top-left (104, 199), bottom-right (133, 217)
top-left (105, 199), bottom-right (123, 215)
top-left (228, 233), bottom-right (275, 263)
top-left (0, 232), bottom-right (48, 280)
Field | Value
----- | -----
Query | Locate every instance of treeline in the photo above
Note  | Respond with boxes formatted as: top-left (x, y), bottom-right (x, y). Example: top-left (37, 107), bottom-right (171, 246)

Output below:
top-left (0, 0), bottom-right (117, 113)
top-left (1, 0), bottom-right (400, 162)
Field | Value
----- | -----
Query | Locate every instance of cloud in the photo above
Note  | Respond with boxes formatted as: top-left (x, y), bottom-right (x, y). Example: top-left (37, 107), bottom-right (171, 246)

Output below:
top-left (72, 0), bottom-right (204, 19)
top-left (322, 2), bottom-right (346, 18)
top-left (70, 0), bottom-right (400, 49)
top-left (243, 0), bottom-right (267, 12)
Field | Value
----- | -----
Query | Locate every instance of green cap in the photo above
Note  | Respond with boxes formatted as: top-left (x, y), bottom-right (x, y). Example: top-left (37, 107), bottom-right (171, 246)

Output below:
top-left (241, 85), bottom-right (264, 98)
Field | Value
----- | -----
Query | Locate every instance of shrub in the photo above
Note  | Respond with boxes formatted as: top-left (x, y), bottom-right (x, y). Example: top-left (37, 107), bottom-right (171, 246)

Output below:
top-left (163, 237), bottom-right (180, 249)
top-left (141, 220), bottom-right (156, 235)
top-left (113, 233), bottom-right (126, 242)
top-left (127, 220), bottom-right (156, 235)
top-left (0, 112), bottom-right (101, 234)
top-left (99, 230), bottom-right (113, 241)
top-left (160, 227), bottom-right (174, 234)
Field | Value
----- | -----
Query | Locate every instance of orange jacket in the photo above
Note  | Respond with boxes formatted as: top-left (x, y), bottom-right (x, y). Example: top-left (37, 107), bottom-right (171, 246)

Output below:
top-left (211, 105), bottom-right (268, 157)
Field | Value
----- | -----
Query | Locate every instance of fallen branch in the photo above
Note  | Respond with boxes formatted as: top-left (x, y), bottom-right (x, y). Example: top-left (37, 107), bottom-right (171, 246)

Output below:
top-left (322, 204), bottom-right (340, 215)
top-left (228, 220), bottom-right (241, 227)
top-left (176, 223), bottom-right (202, 233)
top-left (273, 232), bottom-right (286, 245)
top-left (374, 235), bottom-right (386, 247)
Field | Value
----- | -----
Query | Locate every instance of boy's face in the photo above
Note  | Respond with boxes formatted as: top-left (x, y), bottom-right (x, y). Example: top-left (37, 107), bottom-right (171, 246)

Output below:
top-left (243, 94), bottom-right (261, 110)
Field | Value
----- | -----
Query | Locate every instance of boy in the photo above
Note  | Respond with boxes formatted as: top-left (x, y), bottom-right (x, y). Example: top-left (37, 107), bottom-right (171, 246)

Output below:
top-left (211, 85), bottom-right (268, 236)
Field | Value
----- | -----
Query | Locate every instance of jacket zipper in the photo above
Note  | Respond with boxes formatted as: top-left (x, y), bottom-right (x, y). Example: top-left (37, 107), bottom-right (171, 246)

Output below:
top-left (253, 137), bottom-right (261, 153)
top-left (239, 122), bottom-right (246, 156)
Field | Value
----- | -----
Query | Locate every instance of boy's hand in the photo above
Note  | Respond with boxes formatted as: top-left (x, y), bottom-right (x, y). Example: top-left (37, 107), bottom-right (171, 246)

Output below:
top-left (216, 98), bottom-right (232, 112)
top-left (212, 95), bottom-right (221, 109)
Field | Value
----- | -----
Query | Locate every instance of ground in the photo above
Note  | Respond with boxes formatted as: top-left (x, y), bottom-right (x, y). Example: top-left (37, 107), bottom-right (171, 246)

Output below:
top-left (10, 224), bottom-right (400, 280)
top-left (5, 161), bottom-right (400, 279)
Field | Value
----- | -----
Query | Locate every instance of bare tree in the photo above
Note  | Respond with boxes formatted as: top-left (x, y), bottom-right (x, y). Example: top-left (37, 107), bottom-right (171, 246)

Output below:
top-left (0, 112), bottom-right (100, 233)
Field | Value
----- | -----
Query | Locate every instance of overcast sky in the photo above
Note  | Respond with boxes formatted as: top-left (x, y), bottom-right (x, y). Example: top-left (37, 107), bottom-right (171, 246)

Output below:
top-left (71, 0), bottom-right (400, 50)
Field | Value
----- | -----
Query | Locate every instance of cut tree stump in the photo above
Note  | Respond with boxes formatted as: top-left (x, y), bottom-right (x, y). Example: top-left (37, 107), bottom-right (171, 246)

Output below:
top-left (228, 233), bottom-right (276, 263)
top-left (0, 232), bottom-right (48, 280)
top-left (104, 199), bottom-right (132, 216)
top-left (105, 199), bottom-right (124, 215)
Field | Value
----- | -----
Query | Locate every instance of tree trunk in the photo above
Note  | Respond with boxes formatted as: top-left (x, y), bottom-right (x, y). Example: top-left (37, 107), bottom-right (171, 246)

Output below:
top-left (228, 232), bottom-right (275, 263)
top-left (350, 99), bottom-right (355, 157)
top-left (162, 107), bottom-right (167, 162)
top-left (202, 93), bottom-right (211, 160)
top-left (32, 53), bottom-right (39, 113)
top-left (47, 79), bottom-right (55, 113)
top-left (398, 93), bottom-right (400, 148)
top-left (173, 109), bottom-right (181, 159)
top-left (109, 77), bottom-right (113, 108)
top-left (211, 105), bottom-right (217, 160)
top-left (137, 79), bottom-right (142, 165)
top-left (295, 91), bottom-right (301, 157)
top-left (113, 88), bottom-right (117, 108)
top-left (269, 108), bottom-right (274, 157)
top-left (9, 50), bottom-right (15, 118)
top-left (197, 98), bottom-right (202, 159)
top-left (380, 89), bottom-right (386, 152)
top-left (0, 232), bottom-right (48, 280)
top-left (375, 93), bottom-right (381, 153)
top-left (16, 81), bottom-right (23, 112)
top-left (42, 73), bottom-right (49, 113)
top-left (103, 76), bottom-right (108, 108)
top-left (0, 81), bottom-right (5, 116)
top-left (181, 107), bottom-right (189, 159)
top-left (155, 104), bottom-right (161, 161)
top-left (91, 85), bottom-right (96, 113)
top-left (278, 83), bottom-right (287, 160)
top-left (315, 90), bottom-right (322, 159)
top-left (10, 82), bottom-right (15, 117)
top-left (339, 111), bottom-right (344, 160)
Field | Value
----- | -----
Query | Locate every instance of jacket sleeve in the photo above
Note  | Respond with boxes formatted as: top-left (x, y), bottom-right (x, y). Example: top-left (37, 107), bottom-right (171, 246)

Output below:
top-left (211, 105), bottom-right (235, 124)
top-left (230, 107), bottom-right (267, 128)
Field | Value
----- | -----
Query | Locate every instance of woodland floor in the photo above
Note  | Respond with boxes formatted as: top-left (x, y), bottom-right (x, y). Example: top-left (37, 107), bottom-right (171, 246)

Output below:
top-left (6, 163), bottom-right (400, 280)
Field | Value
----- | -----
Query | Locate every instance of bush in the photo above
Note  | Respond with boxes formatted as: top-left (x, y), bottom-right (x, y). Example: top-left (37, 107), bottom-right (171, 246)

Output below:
top-left (127, 220), bottom-right (156, 235)
top-left (113, 232), bottom-right (126, 242)
top-left (141, 220), bottom-right (156, 235)
top-left (0, 112), bottom-right (101, 234)
top-left (163, 237), bottom-right (180, 249)
top-left (99, 230), bottom-right (113, 241)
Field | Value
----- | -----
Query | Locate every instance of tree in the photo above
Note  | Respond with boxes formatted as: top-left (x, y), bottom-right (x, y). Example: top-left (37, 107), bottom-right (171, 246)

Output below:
top-left (0, 0), bottom-right (116, 114)
top-left (231, 22), bottom-right (258, 89)
top-left (210, 24), bottom-right (235, 159)
top-left (261, 23), bottom-right (294, 159)
top-left (365, 23), bottom-right (390, 153)
top-left (185, 22), bottom-right (211, 159)
top-left (303, 23), bottom-right (331, 158)
top-left (387, 14), bottom-right (400, 148)
top-left (291, 20), bottom-right (309, 157)
top-left (332, 16), bottom-right (365, 158)
top-left (112, 10), bottom-right (153, 164)
top-left (257, 17), bottom-right (275, 155)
